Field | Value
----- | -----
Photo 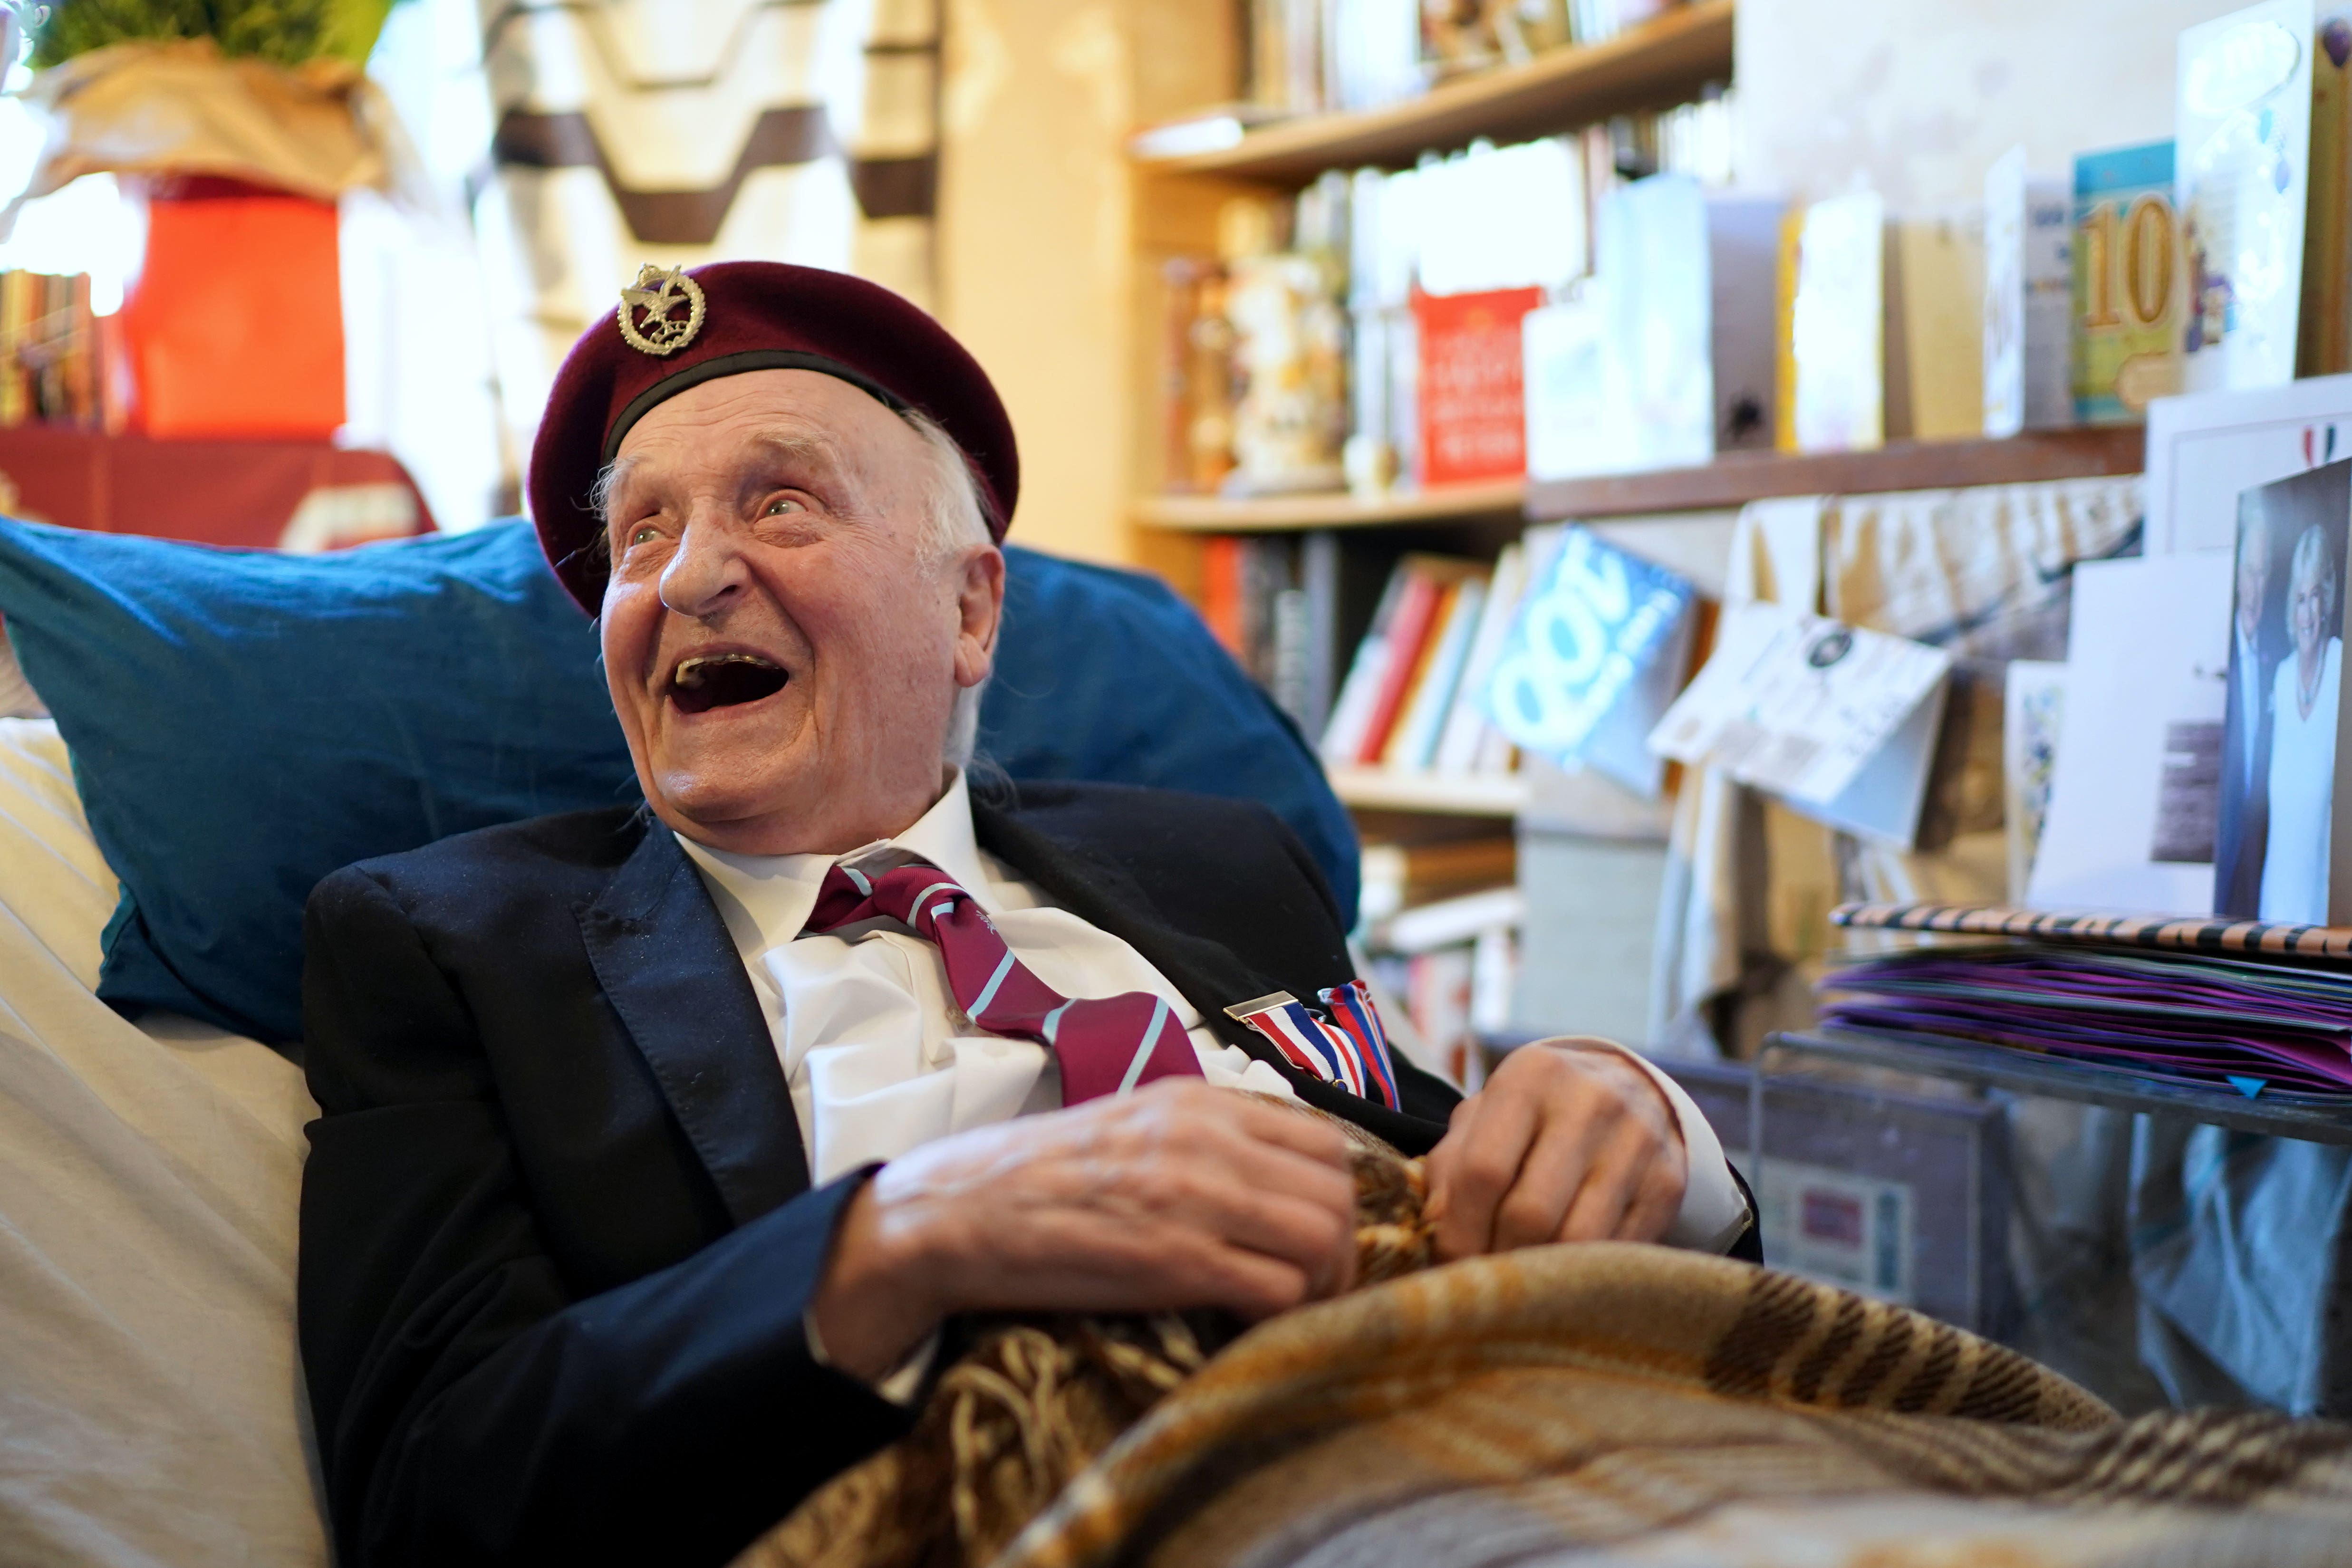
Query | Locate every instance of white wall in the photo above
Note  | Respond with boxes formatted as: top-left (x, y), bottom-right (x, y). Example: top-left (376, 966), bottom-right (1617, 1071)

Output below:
top-left (1736, 0), bottom-right (2240, 207)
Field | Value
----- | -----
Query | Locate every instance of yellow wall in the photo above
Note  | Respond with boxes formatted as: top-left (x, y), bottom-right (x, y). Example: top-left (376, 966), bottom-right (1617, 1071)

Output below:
top-left (934, 0), bottom-right (1230, 566)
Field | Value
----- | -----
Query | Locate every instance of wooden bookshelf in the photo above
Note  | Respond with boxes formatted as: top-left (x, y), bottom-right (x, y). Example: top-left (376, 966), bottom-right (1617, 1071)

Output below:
top-left (1524, 427), bottom-right (2147, 521)
top-left (1132, 0), bottom-right (1735, 184)
top-left (1135, 479), bottom-right (1525, 532)
top-left (1328, 765), bottom-right (1529, 816)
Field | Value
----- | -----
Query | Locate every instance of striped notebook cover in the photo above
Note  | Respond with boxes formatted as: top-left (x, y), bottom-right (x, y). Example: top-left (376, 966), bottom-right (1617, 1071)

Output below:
top-left (1830, 902), bottom-right (2352, 966)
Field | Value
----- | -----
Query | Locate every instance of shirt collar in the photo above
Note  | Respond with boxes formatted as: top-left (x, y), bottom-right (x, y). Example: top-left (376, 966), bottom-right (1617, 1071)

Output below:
top-left (675, 770), bottom-right (992, 954)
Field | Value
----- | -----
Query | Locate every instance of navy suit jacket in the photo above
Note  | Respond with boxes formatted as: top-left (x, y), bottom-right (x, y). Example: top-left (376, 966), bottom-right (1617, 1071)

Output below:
top-left (2216, 635), bottom-right (2274, 917)
top-left (298, 779), bottom-right (1756, 1568)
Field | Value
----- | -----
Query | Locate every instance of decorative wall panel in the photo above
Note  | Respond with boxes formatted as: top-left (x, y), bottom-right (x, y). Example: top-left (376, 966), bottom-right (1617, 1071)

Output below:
top-left (474, 0), bottom-right (939, 461)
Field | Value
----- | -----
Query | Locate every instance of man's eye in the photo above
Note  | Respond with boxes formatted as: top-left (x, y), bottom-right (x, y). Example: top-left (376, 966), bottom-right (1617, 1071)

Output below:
top-left (763, 497), bottom-right (802, 517)
top-left (629, 525), bottom-right (660, 546)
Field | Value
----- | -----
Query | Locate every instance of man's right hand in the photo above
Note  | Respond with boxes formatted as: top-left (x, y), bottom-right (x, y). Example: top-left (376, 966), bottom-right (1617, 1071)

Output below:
top-left (807, 1081), bottom-right (1357, 1383)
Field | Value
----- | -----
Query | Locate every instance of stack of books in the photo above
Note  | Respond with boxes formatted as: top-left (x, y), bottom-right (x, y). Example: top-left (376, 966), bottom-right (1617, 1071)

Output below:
top-left (1819, 902), bottom-right (2352, 1099)
top-left (1200, 535), bottom-right (1314, 731)
top-left (1156, 104), bottom-right (1735, 500)
top-left (0, 272), bottom-right (113, 431)
top-left (1318, 547), bottom-right (1526, 779)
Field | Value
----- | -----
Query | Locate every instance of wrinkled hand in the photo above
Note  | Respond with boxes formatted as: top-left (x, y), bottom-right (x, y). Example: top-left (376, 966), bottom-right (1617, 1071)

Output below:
top-left (810, 1081), bottom-right (1357, 1381)
top-left (1424, 1039), bottom-right (1686, 1261)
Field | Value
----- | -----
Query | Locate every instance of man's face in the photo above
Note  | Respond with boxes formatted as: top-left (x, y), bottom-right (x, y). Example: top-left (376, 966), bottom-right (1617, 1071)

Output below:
top-left (2239, 523), bottom-right (2270, 645)
top-left (598, 370), bottom-right (1003, 856)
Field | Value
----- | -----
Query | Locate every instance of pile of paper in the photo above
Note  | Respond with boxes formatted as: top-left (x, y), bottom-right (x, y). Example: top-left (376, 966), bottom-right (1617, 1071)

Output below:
top-left (1818, 943), bottom-right (2352, 1096)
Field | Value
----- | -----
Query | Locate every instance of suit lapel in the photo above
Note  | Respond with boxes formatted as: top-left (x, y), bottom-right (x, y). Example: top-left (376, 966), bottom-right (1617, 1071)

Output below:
top-left (575, 821), bottom-right (810, 1226)
top-left (972, 800), bottom-right (1307, 1072)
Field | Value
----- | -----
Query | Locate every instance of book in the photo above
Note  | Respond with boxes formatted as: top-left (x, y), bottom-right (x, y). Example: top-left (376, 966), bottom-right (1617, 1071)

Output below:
top-left (1486, 527), bottom-right (1696, 775)
top-left (0, 271), bottom-right (32, 428)
top-left (1415, 285), bottom-right (1546, 485)
top-left (1359, 571), bottom-right (1450, 763)
top-left (65, 274), bottom-right (96, 428)
top-left (1324, 0), bottom-right (1423, 111)
top-left (1777, 191), bottom-right (1885, 453)
top-left (1200, 536), bottom-right (1247, 657)
top-left (1983, 147), bottom-right (2072, 437)
top-left (1321, 565), bottom-right (1413, 763)
top-left (1433, 541), bottom-right (1529, 773)
top-left (2214, 459), bottom-right (2352, 923)
top-left (1818, 942), bottom-right (2352, 1095)
top-left (1128, 103), bottom-right (1294, 160)
top-left (2178, 0), bottom-right (2316, 394)
top-left (1386, 573), bottom-right (1486, 769)
top-left (1358, 835), bottom-right (1517, 924)
top-left (2072, 142), bottom-right (2184, 423)
top-left (1405, 944), bottom-right (1483, 1093)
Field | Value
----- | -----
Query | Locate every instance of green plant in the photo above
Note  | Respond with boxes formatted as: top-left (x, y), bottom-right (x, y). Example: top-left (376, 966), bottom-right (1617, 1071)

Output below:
top-left (33, 0), bottom-right (395, 68)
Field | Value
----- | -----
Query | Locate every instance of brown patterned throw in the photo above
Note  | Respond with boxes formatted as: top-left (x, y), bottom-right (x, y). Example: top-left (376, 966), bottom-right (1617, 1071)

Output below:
top-left (734, 1099), bottom-right (2352, 1568)
top-left (737, 1106), bottom-right (1431, 1568)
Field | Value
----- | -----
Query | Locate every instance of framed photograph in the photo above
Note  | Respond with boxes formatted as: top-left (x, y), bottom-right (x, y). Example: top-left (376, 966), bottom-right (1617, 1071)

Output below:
top-left (2215, 458), bottom-right (2352, 921)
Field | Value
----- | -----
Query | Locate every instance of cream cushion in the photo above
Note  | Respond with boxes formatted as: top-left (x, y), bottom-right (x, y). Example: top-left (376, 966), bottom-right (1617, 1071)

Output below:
top-left (0, 717), bottom-right (323, 1568)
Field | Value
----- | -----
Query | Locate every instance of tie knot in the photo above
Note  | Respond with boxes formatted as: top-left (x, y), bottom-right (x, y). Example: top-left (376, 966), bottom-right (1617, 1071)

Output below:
top-left (805, 857), bottom-right (974, 939)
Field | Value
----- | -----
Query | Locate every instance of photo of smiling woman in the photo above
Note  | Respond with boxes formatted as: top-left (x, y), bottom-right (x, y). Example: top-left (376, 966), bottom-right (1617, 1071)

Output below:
top-left (2261, 516), bottom-right (2347, 923)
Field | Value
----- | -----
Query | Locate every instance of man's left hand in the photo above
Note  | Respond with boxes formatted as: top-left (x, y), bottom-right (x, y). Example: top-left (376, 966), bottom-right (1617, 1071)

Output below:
top-left (1423, 1040), bottom-right (1687, 1260)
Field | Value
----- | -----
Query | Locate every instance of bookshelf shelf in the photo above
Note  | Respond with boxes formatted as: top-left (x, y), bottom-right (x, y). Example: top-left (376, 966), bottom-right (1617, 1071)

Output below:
top-left (1328, 765), bottom-right (1529, 816)
top-left (1137, 429), bottom-right (2144, 536)
top-left (1136, 479), bottom-right (1525, 532)
top-left (1131, 0), bottom-right (1736, 184)
top-left (1524, 427), bottom-right (2147, 521)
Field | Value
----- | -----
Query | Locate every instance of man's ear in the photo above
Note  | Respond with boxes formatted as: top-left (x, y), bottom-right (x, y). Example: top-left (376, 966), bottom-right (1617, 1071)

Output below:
top-left (953, 546), bottom-right (1005, 687)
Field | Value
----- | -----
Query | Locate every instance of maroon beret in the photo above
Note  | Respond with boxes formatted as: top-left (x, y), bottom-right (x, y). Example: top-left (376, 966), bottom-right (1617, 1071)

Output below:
top-left (527, 260), bottom-right (1019, 614)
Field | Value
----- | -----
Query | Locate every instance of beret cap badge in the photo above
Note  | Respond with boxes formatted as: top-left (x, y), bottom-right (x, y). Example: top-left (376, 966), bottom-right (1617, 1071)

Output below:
top-left (616, 264), bottom-right (706, 356)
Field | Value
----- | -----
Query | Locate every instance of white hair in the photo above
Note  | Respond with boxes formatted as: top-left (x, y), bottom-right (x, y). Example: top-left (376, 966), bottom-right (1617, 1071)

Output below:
top-left (2293, 522), bottom-right (2341, 621)
top-left (896, 408), bottom-right (998, 770)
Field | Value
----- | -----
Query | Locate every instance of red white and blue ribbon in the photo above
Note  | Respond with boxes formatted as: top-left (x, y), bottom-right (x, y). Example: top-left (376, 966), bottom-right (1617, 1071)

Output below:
top-left (1224, 981), bottom-right (1401, 1110)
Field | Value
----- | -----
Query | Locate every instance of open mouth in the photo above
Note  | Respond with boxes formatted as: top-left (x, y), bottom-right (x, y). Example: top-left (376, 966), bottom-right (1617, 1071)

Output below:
top-left (668, 653), bottom-right (789, 714)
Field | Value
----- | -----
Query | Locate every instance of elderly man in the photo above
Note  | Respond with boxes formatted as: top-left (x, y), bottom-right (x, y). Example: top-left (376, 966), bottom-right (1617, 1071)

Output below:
top-left (298, 262), bottom-right (1755, 1568)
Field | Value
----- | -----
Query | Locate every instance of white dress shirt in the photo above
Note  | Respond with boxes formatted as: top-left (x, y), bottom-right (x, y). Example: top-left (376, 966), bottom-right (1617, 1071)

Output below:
top-left (677, 771), bottom-right (1749, 1253)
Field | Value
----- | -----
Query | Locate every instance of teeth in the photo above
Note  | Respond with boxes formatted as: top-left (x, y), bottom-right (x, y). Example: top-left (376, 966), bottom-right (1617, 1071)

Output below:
top-left (673, 653), bottom-right (779, 688)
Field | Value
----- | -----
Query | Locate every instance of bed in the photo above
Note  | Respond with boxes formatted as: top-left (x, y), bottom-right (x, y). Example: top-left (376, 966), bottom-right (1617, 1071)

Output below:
top-left (10, 522), bottom-right (2352, 1568)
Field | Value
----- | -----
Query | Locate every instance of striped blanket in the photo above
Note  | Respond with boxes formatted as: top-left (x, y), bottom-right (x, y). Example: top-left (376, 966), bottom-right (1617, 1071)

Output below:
top-left (736, 1115), bottom-right (2352, 1568)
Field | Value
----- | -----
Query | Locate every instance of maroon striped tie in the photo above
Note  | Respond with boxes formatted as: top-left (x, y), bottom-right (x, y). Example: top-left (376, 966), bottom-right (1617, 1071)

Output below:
top-left (802, 859), bottom-right (1204, 1104)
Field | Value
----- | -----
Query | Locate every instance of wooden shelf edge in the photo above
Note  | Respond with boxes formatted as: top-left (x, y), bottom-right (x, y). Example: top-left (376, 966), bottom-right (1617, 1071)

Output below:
top-left (1524, 427), bottom-right (2147, 521)
top-left (1136, 479), bottom-right (1526, 532)
top-left (1329, 765), bottom-right (1528, 816)
top-left (1135, 0), bottom-right (1735, 183)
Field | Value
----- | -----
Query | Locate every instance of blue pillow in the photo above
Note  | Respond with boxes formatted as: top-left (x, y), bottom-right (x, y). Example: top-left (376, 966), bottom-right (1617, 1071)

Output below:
top-left (0, 519), bottom-right (1354, 1046)
top-left (982, 547), bottom-right (1356, 916)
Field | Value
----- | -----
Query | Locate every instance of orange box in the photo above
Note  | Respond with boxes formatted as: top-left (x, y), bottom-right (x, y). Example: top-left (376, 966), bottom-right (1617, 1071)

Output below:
top-left (121, 186), bottom-right (344, 439)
